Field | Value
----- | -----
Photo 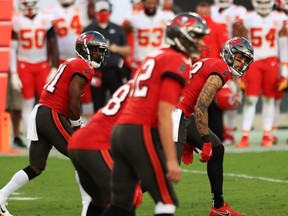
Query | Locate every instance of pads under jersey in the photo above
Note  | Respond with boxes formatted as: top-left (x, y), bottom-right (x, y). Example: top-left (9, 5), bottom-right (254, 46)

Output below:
top-left (126, 9), bottom-right (174, 61)
top-left (117, 47), bottom-right (191, 127)
top-left (211, 4), bottom-right (247, 38)
top-left (177, 58), bottom-right (231, 117)
top-left (12, 11), bottom-right (53, 63)
top-left (39, 57), bottom-right (94, 117)
top-left (49, 3), bottom-right (91, 60)
top-left (68, 81), bottom-right (133, 150)
top-left (239, 11), bottom-right (286, 61)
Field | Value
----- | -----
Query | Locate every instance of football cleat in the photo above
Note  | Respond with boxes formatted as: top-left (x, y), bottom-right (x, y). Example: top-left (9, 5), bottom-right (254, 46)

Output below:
top-left (0, 203), bottom-right (13, 216)
top-left (261, 136), bottom-right (272, 147)
top-left (209, 203), bottom-right (246, 216)
top-left (236, 136), bottom-right (249, 148)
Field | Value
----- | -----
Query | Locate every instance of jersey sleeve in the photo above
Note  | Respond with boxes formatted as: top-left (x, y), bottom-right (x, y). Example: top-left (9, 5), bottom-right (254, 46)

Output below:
top-left (162, 55), bottom-right (190, 87)
top-left (70, 59), bottom-right (94, 82)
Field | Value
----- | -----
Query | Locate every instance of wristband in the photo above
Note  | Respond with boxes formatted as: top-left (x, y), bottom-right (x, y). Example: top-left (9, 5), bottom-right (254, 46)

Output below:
top-left (69, 118), bottom-right (83, 127)
top-left (201, 134), bottom-right (210, 143)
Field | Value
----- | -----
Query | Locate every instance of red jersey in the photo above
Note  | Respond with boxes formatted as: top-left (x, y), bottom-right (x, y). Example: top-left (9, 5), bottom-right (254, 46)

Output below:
top-left (177, 58), bottom-right (231, 117)
top-left (68, 81), bottom-right (133, 150)
top-left (118, 47), bottom-right (191, 127)
top-left (39, 57), bottom-right (94, 117)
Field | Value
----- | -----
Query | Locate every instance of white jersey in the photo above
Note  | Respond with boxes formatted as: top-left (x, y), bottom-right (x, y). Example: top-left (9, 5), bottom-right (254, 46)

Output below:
top-left (49, 2), bottom-right (91, 60)
top-left (126, 9), bottom-right (174, 61)
top-left (240, 11), bottom-right (286, 61)
top-left (211, 4), bottom-right (247, 38)
top-left (12, 11), bottom-right (53, 63)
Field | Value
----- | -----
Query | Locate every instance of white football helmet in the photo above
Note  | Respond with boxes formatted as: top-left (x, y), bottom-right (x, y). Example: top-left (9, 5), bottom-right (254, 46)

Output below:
top-left (58, 0), bottom-right (75, 7)
top-left (20, 0), bottom-right (39, 17)
top-left (214, 0), bottom-right (233, 8)
top-left (252, 0), bottom-right (275, 15)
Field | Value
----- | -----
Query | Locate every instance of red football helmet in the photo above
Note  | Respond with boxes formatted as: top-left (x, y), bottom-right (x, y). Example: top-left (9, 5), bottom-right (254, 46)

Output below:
top-left (215, 80), bottom-right (242, 110)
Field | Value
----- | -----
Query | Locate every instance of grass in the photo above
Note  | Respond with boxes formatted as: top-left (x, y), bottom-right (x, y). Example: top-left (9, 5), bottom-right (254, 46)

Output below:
top-left (1, 150), bottom-right (288, 216)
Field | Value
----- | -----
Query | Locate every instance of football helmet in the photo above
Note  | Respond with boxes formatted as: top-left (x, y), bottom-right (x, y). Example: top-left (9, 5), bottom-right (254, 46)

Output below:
top-left (221, 36), bottom-right (254, 76)
top-left (214, 0), bottom-right (233, 8)
top-left (275, 0), bottom-right (288, 11)
top-left (215, 80), bottom-right (242, 110)
top-left (166, 12), bottom-right (210, 58)
top-left (20, 0), bottom-right (39, 17)
top-left (58, 0), bottom-right (75, 7)
top-left (75, 31), bottom-right (109, 69)
top-left (252, 0), bottom-right (275, 15)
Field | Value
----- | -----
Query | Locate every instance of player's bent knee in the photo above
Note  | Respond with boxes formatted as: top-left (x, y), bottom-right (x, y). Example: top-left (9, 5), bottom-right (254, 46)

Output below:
top-left (154, 202), bottom-right (176, 215)
top-left (212, 145), bottom-right (224, 158)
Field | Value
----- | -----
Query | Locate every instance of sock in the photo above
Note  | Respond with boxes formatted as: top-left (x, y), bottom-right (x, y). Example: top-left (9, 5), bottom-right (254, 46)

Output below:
top-left (75, 171), bottom-right (92, 216)
top-left (212, 192), bottom-right (224, 209)
top-left (0, 170), bottom-right (29, 202)
top-left (272, 99), bottom-right (281, 137)
top-left (154, 202), bottom-right (176, 216)
top-left (225, 110), bottom-right (237, 130)
top-left (242, 96), bottom-right (258, 133)
top-left (262, 96), bottom-right (274, 133)
top-left (207, 145), bottom-right (224, 208)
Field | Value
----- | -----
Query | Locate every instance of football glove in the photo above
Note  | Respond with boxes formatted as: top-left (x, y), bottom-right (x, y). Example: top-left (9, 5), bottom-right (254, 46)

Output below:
top-left (277, 76), bottom-right (288, 91)
top-left (133, 184), bottom-right (143, 208)
top-left (181, 143), bottom-right (198, 165)
top-left (237, 78), bottom-right (246, 91)
top-left (199, 142), bottom-right (213, 163)
top-left (11, 73), bottom-right (22, 91)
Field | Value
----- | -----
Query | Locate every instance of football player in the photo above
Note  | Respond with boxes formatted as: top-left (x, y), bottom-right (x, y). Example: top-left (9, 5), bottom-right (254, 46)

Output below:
top-left (48, 0), bottom-right (95, 120)
top-left (173, 36), bottom-right (254, 216)
top-left (102, 12), bottom-right (209, 216)
top-left (68, 80), bottom-right (143, 216)
top-left (271, 0), bottom-right (288, 144)
top-left (123, 0), bottom-right (175, 77)
top-left (0, 31), bottom-right (109, 216)
top-left (10, 0), bottom-right (59, 140)
top-left (233, 0), bottom-right (288, 147)
top-left (211, 0), bottom-right (248, 145)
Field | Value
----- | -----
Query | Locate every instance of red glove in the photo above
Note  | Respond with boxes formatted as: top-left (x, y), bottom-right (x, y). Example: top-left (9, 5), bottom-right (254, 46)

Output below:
top-left (133, 184), bottom-right (143, 208)
top-left (199, 142), bottom-right (213, 163)
top-left (181, 143), bottom-right (198, 165)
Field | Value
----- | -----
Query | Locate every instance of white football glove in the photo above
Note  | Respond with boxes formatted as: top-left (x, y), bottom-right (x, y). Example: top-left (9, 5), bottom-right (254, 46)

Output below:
top-left (11, 73), bottom-right (23, 91)
top-left (46, 67), bottom-right (58, 83)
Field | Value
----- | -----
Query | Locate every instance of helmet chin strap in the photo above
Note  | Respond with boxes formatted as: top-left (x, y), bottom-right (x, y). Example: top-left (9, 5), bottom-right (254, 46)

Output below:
top-left (91, 61), bottom-right (101, 69)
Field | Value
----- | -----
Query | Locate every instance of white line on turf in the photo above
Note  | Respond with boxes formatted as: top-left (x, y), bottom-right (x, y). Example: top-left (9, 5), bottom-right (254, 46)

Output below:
top-left (182, 169), bottom-right (288, 184)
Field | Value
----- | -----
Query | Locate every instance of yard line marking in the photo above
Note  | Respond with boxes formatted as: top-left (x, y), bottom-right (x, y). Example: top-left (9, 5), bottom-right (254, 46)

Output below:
top-left (182, 169), bottom-right (288, 184)
top-left (10, 197), bottom-right (41, 201)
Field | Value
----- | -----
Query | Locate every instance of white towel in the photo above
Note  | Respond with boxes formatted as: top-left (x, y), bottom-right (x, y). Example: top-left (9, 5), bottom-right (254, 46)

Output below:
top-left (27, 104), bottom-right (41, 141)
top-left (172, 108), bottom-right (182, 142)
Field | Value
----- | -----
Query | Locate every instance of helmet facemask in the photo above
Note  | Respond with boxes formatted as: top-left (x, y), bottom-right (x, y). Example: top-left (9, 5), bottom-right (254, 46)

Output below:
top-left (215, 0), bottom-right (233, 8)
top-left (20, 0), bottom-right (39, 17)
top-left (252, 0), bottom-right (275, 16)
top-left (58, 0), bottom-right (75, 7)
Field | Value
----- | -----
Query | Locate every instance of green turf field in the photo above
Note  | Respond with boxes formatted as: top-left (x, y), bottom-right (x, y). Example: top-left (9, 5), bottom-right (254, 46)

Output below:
top-left (1, 149), bottom-right (288, 216)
